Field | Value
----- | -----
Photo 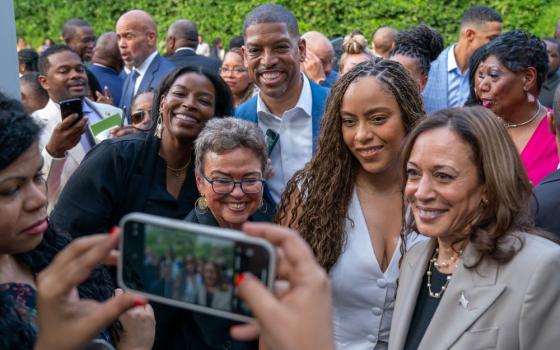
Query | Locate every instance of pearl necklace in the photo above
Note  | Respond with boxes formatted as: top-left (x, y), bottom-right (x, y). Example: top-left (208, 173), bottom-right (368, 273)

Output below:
top-left (501, 103), bottom-right (542, 129)
top-left (426, 248), bottom-right (462, 299)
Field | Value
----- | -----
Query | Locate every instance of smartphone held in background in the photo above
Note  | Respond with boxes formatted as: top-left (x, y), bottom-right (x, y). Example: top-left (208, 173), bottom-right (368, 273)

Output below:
top-left (118, 213), bottom-right (276, 322)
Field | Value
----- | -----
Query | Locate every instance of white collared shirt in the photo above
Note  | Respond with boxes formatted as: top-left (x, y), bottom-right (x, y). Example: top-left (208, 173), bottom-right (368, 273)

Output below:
top-left (133, 50), bottom-right (158, 94)
top-left (256, 75), bottom-right (313, 203)
top-left (447, 45), bottom-right (471, 108)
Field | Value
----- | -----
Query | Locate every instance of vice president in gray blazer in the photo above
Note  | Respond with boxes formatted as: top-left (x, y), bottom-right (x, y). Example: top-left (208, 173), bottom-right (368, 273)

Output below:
top-left (389, 107), bottom-right (560, 350)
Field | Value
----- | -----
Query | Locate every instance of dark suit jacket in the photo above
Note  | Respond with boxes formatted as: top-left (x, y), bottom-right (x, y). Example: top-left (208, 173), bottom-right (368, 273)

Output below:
top-left (167, 48), bottom-right (222, 75)
top-left (88, 64), bottom-right (124, 107)
top-left (532, 169), bottom-right (560, 238)
top-left (538, 71), bottom-right (560, 108)
top-left (118, 53), bottom-right (176, 110)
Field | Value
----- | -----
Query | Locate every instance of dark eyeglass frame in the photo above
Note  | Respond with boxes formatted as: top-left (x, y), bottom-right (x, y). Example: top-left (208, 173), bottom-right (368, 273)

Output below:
top-left (200, 172), bottom-right (264, 195)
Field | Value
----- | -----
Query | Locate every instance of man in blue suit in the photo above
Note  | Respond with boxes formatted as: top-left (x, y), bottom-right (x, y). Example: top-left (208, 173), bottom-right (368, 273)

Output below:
top-left (89, 32), bottom-right (124, 107)
top-left (423, 6), bottom-right (502, 114)
top-left (116, 10), bottom-right (175, 118)
top-left (235, 4), bottom-right (329, 204)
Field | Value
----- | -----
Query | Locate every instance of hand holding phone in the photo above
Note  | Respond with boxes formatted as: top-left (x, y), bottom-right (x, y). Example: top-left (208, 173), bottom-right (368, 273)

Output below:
top-left (46, 112), bottom-right (88, 158)
top-left (60, 98), bottom-right (84, 121)
top-left (118, 213), bottom-right (277, 322)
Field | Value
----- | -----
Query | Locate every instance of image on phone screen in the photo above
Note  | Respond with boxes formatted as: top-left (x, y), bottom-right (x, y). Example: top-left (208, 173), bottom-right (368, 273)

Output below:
top-left (119, 216), bottom-right (274, 321)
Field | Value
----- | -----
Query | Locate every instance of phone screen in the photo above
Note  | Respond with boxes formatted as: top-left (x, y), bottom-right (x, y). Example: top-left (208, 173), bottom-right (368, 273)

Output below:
top-left (120, 219), bottom-right (273, 320)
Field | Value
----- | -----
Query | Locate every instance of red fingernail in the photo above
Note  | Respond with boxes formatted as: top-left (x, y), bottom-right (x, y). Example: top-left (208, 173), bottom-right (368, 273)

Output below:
top-left (234, 273), bottom-right (245, 287)
top-left (133, 298), bottom-right (146, 307)
top-left (109, 226), bottom-right (119, 235)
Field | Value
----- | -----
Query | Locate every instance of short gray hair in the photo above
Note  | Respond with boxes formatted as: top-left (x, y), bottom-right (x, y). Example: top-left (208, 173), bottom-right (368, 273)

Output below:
top-left (194, 117), bottom-right (268, 174)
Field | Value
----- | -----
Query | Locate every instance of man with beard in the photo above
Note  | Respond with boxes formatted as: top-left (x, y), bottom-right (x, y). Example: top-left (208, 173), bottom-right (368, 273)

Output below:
top-left (62, 19), bottom-right (104, 100)
top-left (235, 3), bottom-right (329, 204)
top-left (33, 45), bottom-right (122, 209)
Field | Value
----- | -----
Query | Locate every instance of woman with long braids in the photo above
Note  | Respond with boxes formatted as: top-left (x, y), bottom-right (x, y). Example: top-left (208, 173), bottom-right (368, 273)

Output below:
top-left (276, 59), bottom-right (426, 349)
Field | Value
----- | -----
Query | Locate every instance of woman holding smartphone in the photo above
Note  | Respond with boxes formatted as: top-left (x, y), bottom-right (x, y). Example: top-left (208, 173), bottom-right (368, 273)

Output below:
top-left (277, 59), bottom-right (426, 349)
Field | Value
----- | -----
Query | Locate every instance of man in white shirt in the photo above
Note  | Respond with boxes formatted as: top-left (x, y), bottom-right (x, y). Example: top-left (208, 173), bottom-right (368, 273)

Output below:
top-left (116, 9), bottom-right (175, 117)
top-left (33, 45), bottom-right (122, 209)
top-left (235, 4), bottom-right (329, 203)
top-left (423, 6), bottom-right (502, 114)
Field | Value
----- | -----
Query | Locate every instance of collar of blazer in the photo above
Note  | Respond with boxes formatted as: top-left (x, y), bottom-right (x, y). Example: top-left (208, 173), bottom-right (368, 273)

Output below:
top-left (392, 238), bottom-right (506, 349)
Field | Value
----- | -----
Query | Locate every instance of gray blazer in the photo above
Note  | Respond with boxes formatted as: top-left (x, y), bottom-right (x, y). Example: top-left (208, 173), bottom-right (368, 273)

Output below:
top-left (422, 46), bottom-right (451, 114)
top-left (389, 233), bottom-right (560, 350)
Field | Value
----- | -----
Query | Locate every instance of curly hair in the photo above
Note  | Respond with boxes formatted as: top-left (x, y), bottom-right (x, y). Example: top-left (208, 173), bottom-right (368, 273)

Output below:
top-left (467, 29), bottom-right (548, 105)
top-left (391, 24), bottom-right (444, 76)
top-left (0, 92), bottom-right (117, 347)
top-left (276, 59), bottom-right (426, 271)
top-left (400, 106), bottom-right (538, 267)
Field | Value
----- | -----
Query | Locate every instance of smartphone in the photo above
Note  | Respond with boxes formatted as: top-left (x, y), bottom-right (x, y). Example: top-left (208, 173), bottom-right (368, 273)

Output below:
top-left (118, 213), bottom-right (276, 322)
top-left (59, 98), bottom-right (83, 121)
top-left (265, 129), bottom-right (279, 156)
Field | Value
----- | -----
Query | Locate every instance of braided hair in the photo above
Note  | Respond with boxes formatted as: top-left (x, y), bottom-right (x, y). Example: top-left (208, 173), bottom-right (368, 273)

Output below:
top-left (275, 59), bottom-right (426, 271)
top-left (391, 24), bottom-right (444, 77)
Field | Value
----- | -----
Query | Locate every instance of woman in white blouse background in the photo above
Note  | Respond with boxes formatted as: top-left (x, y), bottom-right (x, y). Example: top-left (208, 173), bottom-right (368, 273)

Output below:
top-left (276, 59), bottom-right (426, 349)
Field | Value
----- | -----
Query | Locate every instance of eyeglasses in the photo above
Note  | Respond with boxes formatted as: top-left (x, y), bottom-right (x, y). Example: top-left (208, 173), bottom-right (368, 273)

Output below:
top-left (200, 172), bottom-right (264, 194)
top-left (130, 109), bottom-right (153, 131)
top-left (219, 67), bottom-right (248, 75)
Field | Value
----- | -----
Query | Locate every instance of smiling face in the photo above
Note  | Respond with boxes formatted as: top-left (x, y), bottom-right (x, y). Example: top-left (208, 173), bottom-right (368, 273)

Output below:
top-left (67, 26), bottom-right (96, 62)
top-left (196, 147), bottom-right (264, 230)
top-left (474, 55), bottom-right (526, 118)
top-left (340, 76), bottom-right (406, 175)
top-left (405, 127), bottom-right (486, 240)
top-left (243, 22), bottom-right (305, 99)
top-left (160, 72), bottom-right (216, 142)
top-left (39, 50), bottom-right (88, 103)
top-left (0, 143), bottom-right (48, 255)
top-left (220, 51), bottom-right (250, 97)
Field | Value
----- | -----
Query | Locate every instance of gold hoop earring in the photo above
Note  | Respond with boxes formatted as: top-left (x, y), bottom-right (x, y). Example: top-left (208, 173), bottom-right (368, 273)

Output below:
top-left (195, 196), bottom-right (208, 211)
top-left (155, 112), bottom-right (164, 138)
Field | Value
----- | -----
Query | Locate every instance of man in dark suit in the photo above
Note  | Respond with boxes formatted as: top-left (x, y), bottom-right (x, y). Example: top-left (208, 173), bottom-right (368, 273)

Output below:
top-left (235, 4), bottom-right (329, 204)
top-left (116, 10), bottom-right (175, 116)
top-left (165, 20), bottom-right (222, 75)
top-left (89, 32), bottom-right (124, 107)
top-left (539, 37), bottom-right (560, 109)
top-left (533, 86), bottom-right (560, 238)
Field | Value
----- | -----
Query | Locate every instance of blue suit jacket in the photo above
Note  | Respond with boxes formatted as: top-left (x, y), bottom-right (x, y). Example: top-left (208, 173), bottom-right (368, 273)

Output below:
top-left (234, 79), bottom-right (329, 152)
top-left (88, 64), bottom-right (124, 107)
top-left (422, 46), bottom-right (451, 114)
top-left (119, 53), bottom-right (176, 110)
top-left (234, 80), bottom-right (329, 204)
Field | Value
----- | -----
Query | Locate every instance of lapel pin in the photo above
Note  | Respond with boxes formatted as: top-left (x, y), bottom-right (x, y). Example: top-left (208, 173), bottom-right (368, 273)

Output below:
top-left (459, 292), bottom-right (469, 309)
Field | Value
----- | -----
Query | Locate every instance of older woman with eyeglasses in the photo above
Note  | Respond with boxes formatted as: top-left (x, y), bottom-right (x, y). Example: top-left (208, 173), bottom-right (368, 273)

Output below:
top-left (219, 48), bottom-right (255, 107)
top-left (179, 117), bottom-right (273, 350)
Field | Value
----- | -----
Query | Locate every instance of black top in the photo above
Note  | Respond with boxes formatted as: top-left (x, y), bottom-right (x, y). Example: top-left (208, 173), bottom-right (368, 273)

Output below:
top-left (167, 48), bottom-right (223, 76)
top-left (50, 132), bottom-right (199, 238)
top-left (50, 133), bottom-right (203, 350)
top-left (404, 261), bottom-right (451, 350)
top-left (532, 169), bottom-right (560, 239)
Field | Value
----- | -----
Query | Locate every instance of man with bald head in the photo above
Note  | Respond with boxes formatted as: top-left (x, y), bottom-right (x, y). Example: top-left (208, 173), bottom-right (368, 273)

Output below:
top-left (301, 31), bottom-right (339, 87)
top-left (116, 9), bottom-right (175, 115)
top-left (165, 19), bottom-right (222, 75)
top-left (372, 26), bottom-right (398, 58)
top-left (89, 32), bottom-right (124, 106)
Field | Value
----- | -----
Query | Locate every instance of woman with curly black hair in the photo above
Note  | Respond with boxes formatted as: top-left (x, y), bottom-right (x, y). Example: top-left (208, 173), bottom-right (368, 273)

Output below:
top-left (0, 92), bottom-right (154, 349)
top-left (468, 30), bottom-right (558, 185)
top-left (390, 24), bottom-right (444, 91)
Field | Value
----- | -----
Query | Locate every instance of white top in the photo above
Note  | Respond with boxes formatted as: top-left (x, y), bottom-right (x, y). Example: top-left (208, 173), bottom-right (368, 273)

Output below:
top-left (133, 50), bottom-right (158, 94)
top-left (256, 74), bottom-right (313, 203)
top-left (330, 188), bottom-right (425, 350)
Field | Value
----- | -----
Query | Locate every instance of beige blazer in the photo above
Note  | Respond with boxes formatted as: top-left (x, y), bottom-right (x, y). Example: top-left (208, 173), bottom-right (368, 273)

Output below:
top-left (33, 98), bottom-right (122, 211)
top-left (389, 233), bottom-right (560, 350)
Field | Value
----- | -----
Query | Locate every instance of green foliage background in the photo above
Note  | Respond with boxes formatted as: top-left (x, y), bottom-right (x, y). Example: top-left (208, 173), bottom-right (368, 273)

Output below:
top-left (15, 0), bottom-right (560, 50)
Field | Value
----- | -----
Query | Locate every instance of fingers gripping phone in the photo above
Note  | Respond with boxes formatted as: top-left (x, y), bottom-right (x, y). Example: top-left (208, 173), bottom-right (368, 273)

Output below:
top-left (118, 213), bottom-right (277, 322)
top-left (59, 98), bottom-right (83, 121)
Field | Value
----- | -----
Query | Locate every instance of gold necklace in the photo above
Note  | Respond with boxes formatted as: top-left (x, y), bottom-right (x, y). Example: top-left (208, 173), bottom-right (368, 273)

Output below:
top-left (165, 154), bottom-right (192, 178)
top-left (501, 103), bottom-right (542, 129)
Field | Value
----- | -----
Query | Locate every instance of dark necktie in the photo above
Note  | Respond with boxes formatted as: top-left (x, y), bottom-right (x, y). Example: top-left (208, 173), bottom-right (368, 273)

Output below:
top-left (121, 70), bottom-right (139, 120)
